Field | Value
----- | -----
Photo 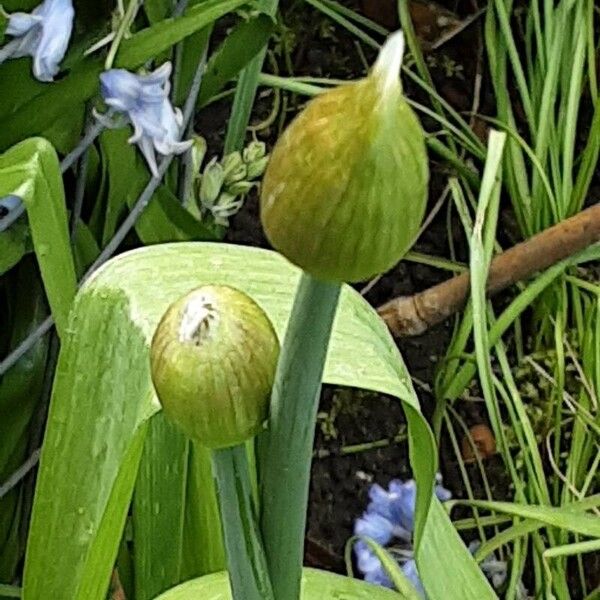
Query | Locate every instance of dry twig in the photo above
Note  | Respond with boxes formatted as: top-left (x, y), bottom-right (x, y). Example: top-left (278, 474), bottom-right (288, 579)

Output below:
top-left (378, 203), bottom-right (600, 337)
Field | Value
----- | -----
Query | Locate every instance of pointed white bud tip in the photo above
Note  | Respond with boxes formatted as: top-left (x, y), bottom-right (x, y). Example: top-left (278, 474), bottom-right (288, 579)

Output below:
top-left (373, 30), bottom-right (405, 95)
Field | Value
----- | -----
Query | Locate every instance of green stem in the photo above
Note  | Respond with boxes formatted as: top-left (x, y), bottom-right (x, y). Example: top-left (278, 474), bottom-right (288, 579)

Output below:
top-left (259, 273), bottom-right (341, 600)
top-left (105, 0), bottom-right (140, 70)
top-left (211, 444), bottom-right (274, 600)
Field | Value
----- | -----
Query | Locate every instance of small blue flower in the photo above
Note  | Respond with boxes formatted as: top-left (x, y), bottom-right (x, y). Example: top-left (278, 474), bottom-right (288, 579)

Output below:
top-left (0, 0), bottom-right (74, 81)
top-left (98, 62), bottom-right (193, 177)
top-left (354, 512), bottom-right (395, 546)
top-left (367, 475), bottom-right (451, 536)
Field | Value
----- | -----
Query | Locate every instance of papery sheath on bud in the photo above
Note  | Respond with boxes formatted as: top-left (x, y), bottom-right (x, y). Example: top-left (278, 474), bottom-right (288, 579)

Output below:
top-left (260, 31), bottom-right (429, 282)
top-left (150, 285), bottom-right (280, 449)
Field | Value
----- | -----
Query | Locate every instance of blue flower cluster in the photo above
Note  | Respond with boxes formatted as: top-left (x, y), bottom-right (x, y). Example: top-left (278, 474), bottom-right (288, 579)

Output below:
top-left (354, 476), bottom-right (528, 598)
top-left (354, 476), bottom-right (451, 595)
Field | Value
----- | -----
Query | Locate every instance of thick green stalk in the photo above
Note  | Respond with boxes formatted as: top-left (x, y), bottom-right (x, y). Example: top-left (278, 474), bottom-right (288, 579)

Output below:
top-left (259, 273), bottom-right (341, 600)
top-left (211, 445), bottom-right (274, 600)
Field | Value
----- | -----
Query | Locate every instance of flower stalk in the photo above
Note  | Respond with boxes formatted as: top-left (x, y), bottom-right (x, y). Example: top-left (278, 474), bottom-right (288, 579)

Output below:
top-left (258, 273), bottom-right (341, 599)
top-left (211, 444), bottom-right (274, 600)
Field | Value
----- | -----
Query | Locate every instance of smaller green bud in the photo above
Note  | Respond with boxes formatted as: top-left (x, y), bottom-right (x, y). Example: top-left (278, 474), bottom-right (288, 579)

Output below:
top-left (226, 180), bottom-right (255, 196)
top-left (243, 141), bottom-right (266, 164)
top-left (150, 285), bottom-right (280, 449)
top-left (199, 158), bottom-right (224, 206)
top-left (246, 156), bottom-right (269, 179)
top-left (222, 151), bottom-right (247, 184)
top-left (190, 136), bottom-right (208, 177)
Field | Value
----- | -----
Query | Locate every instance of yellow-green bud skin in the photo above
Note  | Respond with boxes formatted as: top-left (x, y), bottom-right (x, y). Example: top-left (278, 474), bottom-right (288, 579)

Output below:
top-left (260, 32), bottom-right (428, 282)
top-left (150, 285), bottom-right (280, 449)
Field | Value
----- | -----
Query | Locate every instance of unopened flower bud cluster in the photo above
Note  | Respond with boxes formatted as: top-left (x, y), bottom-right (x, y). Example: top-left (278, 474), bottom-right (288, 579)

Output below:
top-left (194, 140), bottom-right (269, 227)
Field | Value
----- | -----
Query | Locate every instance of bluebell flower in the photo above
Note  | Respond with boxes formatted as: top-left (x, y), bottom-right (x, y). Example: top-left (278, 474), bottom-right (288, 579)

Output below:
top-left (98, 62), bottom-right (193, 177)
top-left (0, 0), bottom-right (74, 81)
top-left (368, 475), bottom-right (451, 537)
top-left (354, 511), bottom-right (395, 546)
top-left (354, 475), bottom-right (452, 596)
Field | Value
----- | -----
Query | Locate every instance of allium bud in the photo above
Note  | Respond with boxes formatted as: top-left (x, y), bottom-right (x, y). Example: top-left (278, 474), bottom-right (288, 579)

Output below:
top-left (150, 286), bottom-right (280, 449)
top-left (260, 31), bottom-right (429, 282)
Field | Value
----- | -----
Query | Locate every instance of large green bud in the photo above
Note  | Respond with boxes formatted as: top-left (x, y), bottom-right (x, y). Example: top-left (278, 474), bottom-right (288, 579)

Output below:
top-left (150, 285), bottom-right (279, 449)
top-left (260, 31), bottom-right (428, 282)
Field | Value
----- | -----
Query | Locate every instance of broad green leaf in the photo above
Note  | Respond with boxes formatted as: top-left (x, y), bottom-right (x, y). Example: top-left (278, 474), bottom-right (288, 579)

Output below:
top-left (0, 60), bottom-right (41, 123)
top-left (173, 24), bottom-right (212, 107)
top-left (0, 138), bottom-right (76, 335)
top-left (154, 568), bottom-right (402, 599)
top-left (73, 220), bottom-right (101, 276)
top-left (100, 128), bottom-right (220, 244)
top-left (133, 414), bottom-right (189, 600)
top-left (24, 243), bottom-right (492, 600)
top-left (132, 186), bottom-right (221, 244)
top-left (0, 62), bottom-right (99, 152)
top-left (144, 0), bottom-right (174, 24)
top-left (0, 222), bottom-right (30, 276)
top-left (197, 14), bottom-right (276, 107)
top-left (115, 0), bottom-right (248, 68)
top-left (181, 444), bottom-right (225, 578)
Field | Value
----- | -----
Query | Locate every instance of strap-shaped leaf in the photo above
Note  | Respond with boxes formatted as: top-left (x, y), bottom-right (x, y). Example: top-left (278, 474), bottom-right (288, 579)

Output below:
top-left (0, 138), bottom-right (76, 335)
top-left (23, 243), bottom-right (494, 599)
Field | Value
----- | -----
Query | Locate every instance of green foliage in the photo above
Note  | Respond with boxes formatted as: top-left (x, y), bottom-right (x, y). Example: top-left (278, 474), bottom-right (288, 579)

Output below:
top-left (0, 138), bottom-right (76, 335)
top-left (197, 14), bottom-right (276, 108)
top-left (22, 243), bottom-right (491, 600)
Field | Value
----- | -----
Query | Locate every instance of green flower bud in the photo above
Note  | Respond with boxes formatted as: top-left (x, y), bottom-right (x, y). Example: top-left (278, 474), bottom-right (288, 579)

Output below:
top-left (226, 180), bottom-right (255, 196)
top-left (260, 31), bottom-right (429, 282)
top-left (243, 141), bottom-right (266, 164)
top-left (246, 155), bottom-right (269, 180)
top-left (150, 285), bottom-right (280, 449)
top-left (190, 136), bottom-right (208, 178)
top-left (199, 158), bottom-right (224, 206)
top-left (222, 151), bottom-right (247, 184)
